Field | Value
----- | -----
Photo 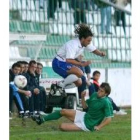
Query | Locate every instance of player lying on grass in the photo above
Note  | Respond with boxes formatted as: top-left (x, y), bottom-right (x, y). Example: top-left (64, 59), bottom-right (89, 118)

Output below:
top-left (32, 82), bottom-right (113, 132)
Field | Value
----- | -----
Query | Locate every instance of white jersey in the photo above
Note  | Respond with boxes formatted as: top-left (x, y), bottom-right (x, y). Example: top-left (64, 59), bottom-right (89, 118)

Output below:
top-left (56, 38), bottom-right (96, 62)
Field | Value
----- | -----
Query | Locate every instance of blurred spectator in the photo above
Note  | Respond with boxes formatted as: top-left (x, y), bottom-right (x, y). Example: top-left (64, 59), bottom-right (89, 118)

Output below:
top-left (114, 0), bottom-right (130, 33)
top-left (24, 60), bottom-right (40, 116)
top-left (95, 0), bottom-right (112, 34)
top-left (22, 61), bottom-right (29, 74)
top-left (9, 63), bottom-right (31, 118)
top-left (35, 62), bottom-right (47, 113)
top-left (47, 0), bottom-right (62, 20)
top-left (70, 0), bottom-right (89, 25)
top-left (17, 61), bottom-right (25, 75)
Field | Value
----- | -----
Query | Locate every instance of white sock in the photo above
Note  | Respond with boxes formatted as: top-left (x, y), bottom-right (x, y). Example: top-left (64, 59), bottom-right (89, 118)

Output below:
top-left (60, 74), bottom-right (79, 88)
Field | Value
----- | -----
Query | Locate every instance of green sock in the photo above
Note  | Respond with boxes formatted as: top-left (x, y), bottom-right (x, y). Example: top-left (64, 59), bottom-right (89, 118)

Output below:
top-left (42, 111), bottom-right (62, 122)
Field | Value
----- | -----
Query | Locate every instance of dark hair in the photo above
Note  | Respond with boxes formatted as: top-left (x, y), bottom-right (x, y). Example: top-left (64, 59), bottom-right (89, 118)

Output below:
top-left (93, 70), bottom-right (100, 76)
top-left (29, 60), bottom-right (37, 66)
top-left (37, 62), bottom-right (43, 68)
top-left (100, 82), bottom-right (111, 96)
top-left (21, 61), bottom-right (29, 65)
top-left (74, 24), bottom-right (94, 40)
top-left (12, 62), bottom-right (20, 69)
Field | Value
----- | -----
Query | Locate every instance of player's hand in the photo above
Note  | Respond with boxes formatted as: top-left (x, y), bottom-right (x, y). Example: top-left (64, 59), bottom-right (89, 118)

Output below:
top-left (25, 91), bottom-right (31, 97)
top-left (100, 52), bottom-right (106, 57)
top-left (81, 61), bottom-right (91, 67)
top-left (94, 126), bottom-right (100, 131)
top-left (34, 88), bottom-right (40, 94)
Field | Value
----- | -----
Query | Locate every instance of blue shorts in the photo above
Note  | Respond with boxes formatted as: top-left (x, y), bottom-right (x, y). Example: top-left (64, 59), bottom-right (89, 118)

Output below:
top-left (52, 58), bottom-right (74, 78)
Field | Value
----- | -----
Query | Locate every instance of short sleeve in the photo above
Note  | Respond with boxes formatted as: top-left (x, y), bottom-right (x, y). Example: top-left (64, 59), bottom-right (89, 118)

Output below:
top-left (104, 100), bottom-right (114, 118)
top-left (86, 43), bottom-right (97, 52)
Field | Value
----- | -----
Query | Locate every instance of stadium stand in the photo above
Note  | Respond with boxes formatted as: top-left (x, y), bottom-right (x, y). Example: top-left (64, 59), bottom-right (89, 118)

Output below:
top-left (9, 0), bottom-right (131, 70)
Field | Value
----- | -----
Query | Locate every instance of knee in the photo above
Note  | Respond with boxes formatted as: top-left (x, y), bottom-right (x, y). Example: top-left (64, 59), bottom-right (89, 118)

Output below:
top-left (60, 109), bottom-right (67, 116)
top-left (70, 67), bottom-right (84, 77)
top-left (74, 78), bottom-right (82, 87)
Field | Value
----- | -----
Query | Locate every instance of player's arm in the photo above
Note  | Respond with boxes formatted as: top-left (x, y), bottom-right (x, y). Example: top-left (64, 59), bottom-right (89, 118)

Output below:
top-left (18, 89), bottom-right (31, 97)
top-left (81, 91), bottom-right (88, 109)
top-left (66, 59), bottom-right (91, 67)
top-left (94, 117), bottom-right (112, 131)
top-left (92, 49), bottom-right (106, 57)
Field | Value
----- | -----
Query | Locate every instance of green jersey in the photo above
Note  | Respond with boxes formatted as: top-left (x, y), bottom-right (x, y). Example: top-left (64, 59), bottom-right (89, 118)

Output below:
top-left (84, 92), bottom-right (113, 131)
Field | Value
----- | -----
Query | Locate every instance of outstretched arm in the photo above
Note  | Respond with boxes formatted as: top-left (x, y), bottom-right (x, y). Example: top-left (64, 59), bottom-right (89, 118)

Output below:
top-left (94, 117), bottom-right (112, 131)
top-left (92, 49), bottom-right (106, 57)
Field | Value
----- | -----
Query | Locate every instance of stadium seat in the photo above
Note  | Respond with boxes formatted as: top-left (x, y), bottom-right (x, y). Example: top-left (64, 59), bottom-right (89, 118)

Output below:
top-left (105, 37), bottom-right (113, 49)
top-left (66, 12), bottom-right (74, 24)
top-left (34, 0), bottom-right (40, 11)
top-left (125, 15), bottom-right (131, 26)
top-left (120, 38), bottom-right (129, 49)
top-left (19, 21), bottom-right (32, 33)
top-left (98, 37), bottom-right (106, 49)
top-left (116, 26), bottom-right (125, 37)
top-left (126, 49), bottom-right (131, 62)
top-left (121, 50), bottom-right (126, 61)
top-left (126, 38), bottom-right (131, 49)
top-left (91, 25), bottom-right (98, 35)
top-left (93, 37), bottom-right (99, 48)
top-left (112, 37), bottom-right (120, 49)
top-left (57, 24), bottom-right (68, 35)
top-left (108, 49), bottom-right (117, 61)
top-left (45, 35), bottom-right (70, 46)
top-left (9, 0), bottom-right (21, 10)
top-left (67, 24), bottom-right (75, 36)
top-left (48, 23), bottom-right (58, 34)
top-left (27, 0), bottom-right (35, 11)
top-left (93, 12), bottom-right (101, 25)
top-left (9, 20), bottom-right (20, 32)
top-left (61, 1), bottom-right (70, 11)
top-left (10, 46), bottom-right (21, 59)
top-left (31, 22), bottom-right (42, 33)
top-left (38, 48), bottom-right (47, 59)
top-left (42, 67), bottom-right (61, 78)
top-left (110, 26), bottom-right (116, 36)
top-left (56, 11), bottom-right (67, 23)
top-left (116, 50), bottom-right (127, 62)
top-left (27, 47), bottom-right (37, 59)
top-left (33, 11), bottom-right (40, 22)
top-left (86, 12), bottom-right (93, 24)
top-left (125, 26), bottom-right (131, 37)
top-left (21, 0), bottom-right (28, 10)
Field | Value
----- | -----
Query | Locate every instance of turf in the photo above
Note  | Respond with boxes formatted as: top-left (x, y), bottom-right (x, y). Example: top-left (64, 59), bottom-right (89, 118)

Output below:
top-left (10, 109), bottom-right (131, 140)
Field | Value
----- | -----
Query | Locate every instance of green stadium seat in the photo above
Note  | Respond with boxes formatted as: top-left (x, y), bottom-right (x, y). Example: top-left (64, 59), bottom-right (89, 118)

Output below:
top-left (27, 47), bottom-right (36, 59)
top-left (31, 22), bottom-right (42, 33)
top-left (9, 20), bottom-right (20, 32)
top-left (19, 21), bottom-right (32, 33)
top-left (38, 48), bottom-right (47, 59)
top-left (45, 35), bottom-right (70, 46)
top-left (42, 67), bottom-right (61, 78)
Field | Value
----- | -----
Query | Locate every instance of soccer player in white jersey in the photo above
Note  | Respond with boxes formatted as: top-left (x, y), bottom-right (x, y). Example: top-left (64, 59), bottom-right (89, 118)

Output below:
top-left (52, 24), bottom-right (106, 95)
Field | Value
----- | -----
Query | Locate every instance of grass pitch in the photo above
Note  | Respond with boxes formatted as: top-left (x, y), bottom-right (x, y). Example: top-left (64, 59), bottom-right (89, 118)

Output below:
top-left (10, 108), bottom-right (131, 140)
